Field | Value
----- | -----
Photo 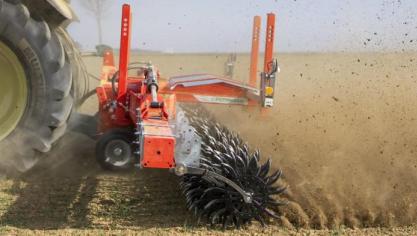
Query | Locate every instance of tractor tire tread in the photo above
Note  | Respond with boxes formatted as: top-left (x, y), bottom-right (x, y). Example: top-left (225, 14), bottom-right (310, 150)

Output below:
top-left (0, 0), bottom-right (78, 171)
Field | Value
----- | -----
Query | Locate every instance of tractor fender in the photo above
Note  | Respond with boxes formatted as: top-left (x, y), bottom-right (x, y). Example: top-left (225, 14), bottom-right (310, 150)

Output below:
top-left (45, 0), bottom-right (78, 21)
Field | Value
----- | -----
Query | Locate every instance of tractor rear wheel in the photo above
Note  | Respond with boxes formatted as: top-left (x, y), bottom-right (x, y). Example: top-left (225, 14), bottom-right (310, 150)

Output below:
top-left (0, 0), bottom-right (77, 171)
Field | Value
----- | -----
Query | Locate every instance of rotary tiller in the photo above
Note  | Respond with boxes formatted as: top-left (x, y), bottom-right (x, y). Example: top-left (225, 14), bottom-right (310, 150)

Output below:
top-left (95, 4), bottom-right (285, 228)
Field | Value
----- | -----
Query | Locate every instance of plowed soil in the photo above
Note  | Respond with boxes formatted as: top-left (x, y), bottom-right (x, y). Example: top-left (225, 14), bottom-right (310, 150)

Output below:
top-left (209, 52), bottom-right (417, 230)
top-left (0, 53), bottom-right (416, 235)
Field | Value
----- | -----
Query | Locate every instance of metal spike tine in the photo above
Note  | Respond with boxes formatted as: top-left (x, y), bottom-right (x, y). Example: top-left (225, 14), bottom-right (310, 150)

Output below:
top-left (248, 155), bottom-right (259, 175)
top-left (228, 145), bottom-right (236, 155)
top-left (204, 199), bottom-right (224, 210)
top-left (214, 150), bottom-right (223, 157)
top-left (186, 195), bottom-right (193, 205)
top-left (269, 186), bottom-right (287, 195)
top-left (204, 208), bottom-right (219, 220)
top-left (197, 215), bottom-right (203, 225)
top-left (254, 149), bottom-right (260, 161)
top-left (259, 159), bottom-right (272, 178)
top-left (179, 104), bottom-right (287, 228)
top-left (222, 216), bottom-right (228, 229)
top-left (235, 154), bottom-right (246, 170)
top-left (200, 187), bottom-right (226, 199)
top-left (264, 207), bottom-right (280, 219)
top-left (242, 151), bottom-right (250, 167)
top-left (243, 144), bottom-right (249, 155)
top-left (227, 153), bottom-right (238, 170)
top-left (221, 162), bottom-right (239, 179)
top-left (185, 188), bottom-right (201, 199)
top-left (234, 215), bottom-right (241, 229)
top-left (190, 199), bottom-right (203, 211)
top-left (212, 154), bottom-right (223, 165)
top-left (229, 138), bottom-right (236, 149)
top-left (194, 207), bottom-right (199, 216)
top-left (254, 176), bottom-right (266, 186)
top-left (254, 213), bottom-right (266, 227)
top-left (236, 146), bottom-right (244, 157)
top-left (267, 169), bottom-right (282, 185)
top-left (210, 208), bottom-right (227, 225)
top-left (267, 199), bottom-right (287, 207)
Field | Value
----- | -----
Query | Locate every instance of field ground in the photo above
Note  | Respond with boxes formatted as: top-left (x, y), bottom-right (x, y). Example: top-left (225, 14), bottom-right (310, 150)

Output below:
top-left (0, 52), bottom-right (416, 235)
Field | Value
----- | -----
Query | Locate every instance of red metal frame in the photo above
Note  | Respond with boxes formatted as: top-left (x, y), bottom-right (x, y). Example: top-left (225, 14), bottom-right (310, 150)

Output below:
top-left (249, 16), bottom-right (261, 87)
top-left (263, 13), bottom-right (276, 74)
top-left (99, 50), bottom-right (116, 85)
top-left (118, 4), bottom-right (132, 100)
top-left (162, 74), bottom-right (259, 106)
top-left (96, 4), bottom-right (277, 170)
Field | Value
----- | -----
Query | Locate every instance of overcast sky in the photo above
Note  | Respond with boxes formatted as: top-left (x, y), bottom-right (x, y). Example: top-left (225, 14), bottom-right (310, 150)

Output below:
top-left (67, 0), bottom-right (417, 53)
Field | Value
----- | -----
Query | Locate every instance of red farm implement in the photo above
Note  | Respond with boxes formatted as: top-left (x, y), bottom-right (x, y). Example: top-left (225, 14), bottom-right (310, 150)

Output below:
top-left (94, 4), bottom-right (285, 228)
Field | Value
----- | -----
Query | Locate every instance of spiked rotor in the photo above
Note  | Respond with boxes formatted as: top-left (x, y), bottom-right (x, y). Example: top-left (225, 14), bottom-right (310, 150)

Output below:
top-left (180, 105), bottom-right (286, 228)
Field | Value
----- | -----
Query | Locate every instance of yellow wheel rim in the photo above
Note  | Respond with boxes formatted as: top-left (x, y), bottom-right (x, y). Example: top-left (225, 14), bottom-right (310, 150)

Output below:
top-left (0, 41), bottom-right (28, 141)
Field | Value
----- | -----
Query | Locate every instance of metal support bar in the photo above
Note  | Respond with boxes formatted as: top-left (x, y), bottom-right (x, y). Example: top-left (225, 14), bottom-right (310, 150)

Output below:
top-left (174, 165), bottom-right (253, 203)
top-left (117, 4), bottom-right (132, 99)
top-left (261, 13), bottom-right (277, 108)
top-left (260, 59), bottom-right (278, 107)
top-left (263, 13), bottom-right (276, 74)
top-left (249, 16), bottom-right (261, 87)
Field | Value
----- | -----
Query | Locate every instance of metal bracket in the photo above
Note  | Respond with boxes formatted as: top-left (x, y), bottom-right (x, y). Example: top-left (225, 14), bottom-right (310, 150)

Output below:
top-left (134, 108), bottom-right (144, 164)
top-left (260, 59), bottom-right (279, 107)
top-left (174, 164), bottom-right (253, 204)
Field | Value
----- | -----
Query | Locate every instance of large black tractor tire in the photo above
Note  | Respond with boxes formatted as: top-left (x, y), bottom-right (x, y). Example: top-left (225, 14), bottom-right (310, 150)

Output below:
top-left (0, 0), bottom-right (86, 172)
top-left (56, 27), bottom-right (89, 106)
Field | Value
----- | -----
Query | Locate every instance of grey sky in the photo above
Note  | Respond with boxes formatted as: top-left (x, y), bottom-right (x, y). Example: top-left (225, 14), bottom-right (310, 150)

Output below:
top-left (67, 0), bottom-right (417, 53)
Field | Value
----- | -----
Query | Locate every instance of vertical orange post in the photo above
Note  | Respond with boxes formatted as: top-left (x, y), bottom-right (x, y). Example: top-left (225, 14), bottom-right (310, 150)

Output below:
top-left (263, 13), bottom-right (275, 74)
top-left (249, 16), bottom-right (261, 87)
top-left (103, 50), bottom-right (115, 67)
top-left (118, 4), bottom-right (132, 99)
top-left (100, 50), bottom-right (116, 85)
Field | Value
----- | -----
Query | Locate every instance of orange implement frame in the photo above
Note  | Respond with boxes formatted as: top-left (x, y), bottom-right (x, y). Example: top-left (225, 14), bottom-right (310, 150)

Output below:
top-left (166, 13), bottom-right (277, 108)
top-left (117, 4), bottom-right (132, 100)
top-left (249, 16), bottom-right (261, 88)
top-left (263, 13), bottom-right (276, 74)
top-left (95, 4), bottom-right (279, 172)
top-left (165, 74), bottom-right (259, 106)
top-left (100, 50), bottom-right (116, 85)
top-left (141, 121), bottom-right (176, 169)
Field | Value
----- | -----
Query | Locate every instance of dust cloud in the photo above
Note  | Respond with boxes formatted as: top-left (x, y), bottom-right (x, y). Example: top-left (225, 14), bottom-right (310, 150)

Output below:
top-left (208, 52), bottom-right (417, 228)
top-left (81, 52), bottom-right (417, 229)
top-left (3, 51), bottom-right (416, 230)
